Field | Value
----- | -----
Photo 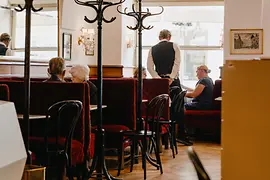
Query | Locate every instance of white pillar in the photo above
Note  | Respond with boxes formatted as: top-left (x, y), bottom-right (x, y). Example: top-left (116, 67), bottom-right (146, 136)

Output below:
top-left (102, 0), bottom-right (136, 66)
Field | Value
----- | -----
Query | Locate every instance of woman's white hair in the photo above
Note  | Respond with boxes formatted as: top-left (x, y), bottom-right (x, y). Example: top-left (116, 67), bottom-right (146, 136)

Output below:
top-left (69, 64), bottom-right (90, 81)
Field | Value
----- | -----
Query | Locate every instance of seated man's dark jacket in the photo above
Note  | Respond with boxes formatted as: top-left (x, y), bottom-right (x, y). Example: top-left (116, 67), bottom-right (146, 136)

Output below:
top-left (43, 74), bottom-right (64, 82)
top-left (0, 44), bottom-right (7, 56)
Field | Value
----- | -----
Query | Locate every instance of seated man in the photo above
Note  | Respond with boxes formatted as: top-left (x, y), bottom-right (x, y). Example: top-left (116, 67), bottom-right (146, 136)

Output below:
top-left (69, 64), bottom-right (97, 105)
top-left (44, 57), bottom-right (66, 82)
top-left (0, 33), bottom-right (12, 56)
top-left (183, 65), bottom-right (214, 110)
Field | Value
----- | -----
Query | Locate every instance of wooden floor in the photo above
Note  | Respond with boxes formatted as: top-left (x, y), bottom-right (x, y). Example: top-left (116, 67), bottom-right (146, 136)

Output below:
top-left (107, 142), bottom-right (221, 180)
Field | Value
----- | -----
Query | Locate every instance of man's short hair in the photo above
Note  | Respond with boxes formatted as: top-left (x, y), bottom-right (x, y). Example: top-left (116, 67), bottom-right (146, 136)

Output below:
top-left (159, 29), bottom-right (171, 39)
top-left (69, 64), bottom-right (90, 81)
top-left (48, 57), bottom-right (65, 75)
top-left (0, 33), bottom-right (11, 42)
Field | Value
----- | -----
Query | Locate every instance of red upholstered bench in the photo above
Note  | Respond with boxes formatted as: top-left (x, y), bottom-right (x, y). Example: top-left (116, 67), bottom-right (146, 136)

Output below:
top-left (0, 81), bottom-right (93, 174)
top-left (89, 78), bottom-right (137, 154)
top-left (184, 80), bottom-right (222, 141)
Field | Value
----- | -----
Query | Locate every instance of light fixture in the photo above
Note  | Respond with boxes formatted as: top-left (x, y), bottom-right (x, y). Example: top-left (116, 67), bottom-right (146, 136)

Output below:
top-left (78, 27), bottom-right (95, 56)
top-left (125, 34), bottom-right (133, 48)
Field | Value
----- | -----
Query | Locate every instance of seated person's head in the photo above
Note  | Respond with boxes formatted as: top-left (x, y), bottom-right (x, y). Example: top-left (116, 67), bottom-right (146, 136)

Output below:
top-left (196, 65), bottom-right (211, 79)
top-left (134, 67), bottom-right (147, 78)
top-left (69, 64), bottom-right (90, 83)
top-left (0, 33), bottom-right (11, 47)
top-left (47, 57), bottom-right (66, 80)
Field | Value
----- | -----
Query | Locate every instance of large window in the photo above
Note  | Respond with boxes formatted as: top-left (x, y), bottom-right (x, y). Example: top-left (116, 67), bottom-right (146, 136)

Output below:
top-left (142, 6), bottom-right (224, 87)
top-left (12, 8), bottom-right (58, 59)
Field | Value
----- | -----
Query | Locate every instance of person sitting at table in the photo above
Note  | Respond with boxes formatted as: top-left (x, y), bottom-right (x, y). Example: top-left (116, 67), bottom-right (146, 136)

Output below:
top-left (44, 57), bottom-right (66, 82)
top-left (184, 65), bottom-right (214, 110)
top-left (133, 67), bottom-right (147, 78)
top-left (0, 33), bottom-right (12, 56)
top-left (69, 64), bottom-right (97, 105)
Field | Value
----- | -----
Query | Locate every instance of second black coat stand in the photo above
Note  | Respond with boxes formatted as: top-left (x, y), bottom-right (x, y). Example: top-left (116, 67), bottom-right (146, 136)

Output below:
top-left (117, 2), bottom-right (163, 179)
top-left (74, 0), bottom-right (124, 179)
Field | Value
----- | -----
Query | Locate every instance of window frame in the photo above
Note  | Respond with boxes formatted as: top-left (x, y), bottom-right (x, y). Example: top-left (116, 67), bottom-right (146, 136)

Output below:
top-left (10, 6), bottom-right (58, 54)
top-left (139, 4), bottom-right (224, 85)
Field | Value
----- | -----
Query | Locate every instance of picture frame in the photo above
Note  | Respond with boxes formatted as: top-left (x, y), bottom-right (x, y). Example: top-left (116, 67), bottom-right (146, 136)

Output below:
top-left (84, 35), bottom-right (95, 56)
top-left (62, 33), bottom-right (72, 60)
top-left (230, 29), bottom-right (263, 55)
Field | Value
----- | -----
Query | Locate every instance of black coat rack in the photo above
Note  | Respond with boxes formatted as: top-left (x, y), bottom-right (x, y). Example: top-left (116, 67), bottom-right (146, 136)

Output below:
top-left (117, 1), bottom-right (163, 179)
top-left (14, 0), bottom-right (43, 164)
top-left (74, 0), bottom-right (124, 179)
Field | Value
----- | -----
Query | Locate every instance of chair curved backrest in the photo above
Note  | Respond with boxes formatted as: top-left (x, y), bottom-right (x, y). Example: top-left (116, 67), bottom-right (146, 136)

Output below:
top-left (45, 100), bottom-right (83, 166)
top-left (187, 147), bottom-right (211, 180)
top-left (145, 94), bottom-right (169, 135)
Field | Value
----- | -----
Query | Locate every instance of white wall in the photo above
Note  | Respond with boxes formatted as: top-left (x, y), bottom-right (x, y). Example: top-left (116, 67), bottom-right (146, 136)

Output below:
top-left (223, 0), bottom-right (270, 60)
top-left (0, 0), bottom-right (11, 36)
top-left (102, 6), bottom-right (122, 65)
top-left (60, 0), bottom-right (136, 67)
top-left (60, 0), bottom-right (96, 65)
top-left (102, 0), bottom-right (136, 66)
top-left (121, 0), bottom-right (136, 67)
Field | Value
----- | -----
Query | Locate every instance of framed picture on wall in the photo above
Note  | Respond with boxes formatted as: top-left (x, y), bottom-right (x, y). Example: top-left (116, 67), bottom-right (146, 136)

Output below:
top-left (230, 29), bottom-right (263, 55)
top-left (62, 33), bottom-right (72, 60)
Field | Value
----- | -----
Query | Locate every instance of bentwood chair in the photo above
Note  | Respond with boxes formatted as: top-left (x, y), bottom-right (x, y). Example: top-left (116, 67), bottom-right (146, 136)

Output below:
top-left (30, 100), bottom-right (83, 180)
top-left (117, 94), bottom-right (169, 179)
top-left (187, 147), bottom-right (211, 180)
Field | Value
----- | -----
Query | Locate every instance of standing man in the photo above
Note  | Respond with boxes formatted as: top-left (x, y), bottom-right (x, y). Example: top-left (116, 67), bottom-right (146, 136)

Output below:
top-left (147, 29), bottom-right (181, 89)
top-left (147, 30), bottom-right (193, 145)
top-left (0, 33), bottom-right (12, 56)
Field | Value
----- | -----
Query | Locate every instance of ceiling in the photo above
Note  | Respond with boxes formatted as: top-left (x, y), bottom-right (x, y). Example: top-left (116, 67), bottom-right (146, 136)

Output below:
top-left (9, 0), bottom-right (57, 5)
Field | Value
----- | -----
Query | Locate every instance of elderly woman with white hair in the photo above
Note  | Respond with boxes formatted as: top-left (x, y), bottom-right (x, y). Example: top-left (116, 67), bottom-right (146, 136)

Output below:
top-left (69, 64), bottom-right (97, 104)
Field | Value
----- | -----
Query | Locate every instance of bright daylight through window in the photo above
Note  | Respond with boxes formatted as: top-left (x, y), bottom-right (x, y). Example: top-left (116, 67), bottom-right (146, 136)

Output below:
top-left (12, 9), bottom-right (58, 59)
top-left (142, 6), bottom-right (224, 87)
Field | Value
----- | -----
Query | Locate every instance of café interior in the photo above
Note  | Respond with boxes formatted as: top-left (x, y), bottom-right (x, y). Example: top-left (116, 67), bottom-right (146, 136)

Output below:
top-left (0, 0), bottom-right (269, 179)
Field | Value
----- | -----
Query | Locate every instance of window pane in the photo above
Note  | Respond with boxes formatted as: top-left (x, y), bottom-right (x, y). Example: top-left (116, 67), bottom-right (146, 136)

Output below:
top-left (142, 6), bottom-right (224, 46)
top-left (182, 50), bottom-right (206, 81)
top-left (14, 10), bottom-right (58, 48)
top-left (181, 49), bottom-right (223, 87)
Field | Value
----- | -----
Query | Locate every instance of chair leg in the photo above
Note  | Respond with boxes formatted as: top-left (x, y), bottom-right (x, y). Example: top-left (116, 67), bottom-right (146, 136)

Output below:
top-left (170, 133), bottom-right (175, 158)
top-left (163, 133), bottom-right (169, 149)
top-left (155, 133), bottom-right (163, 174)
top-left (57, 152), bottom-right (68, 180)
top-left (117, 143), bottom-right (124, 176)
top-left (130, 137), bottom-right (136, 172)
top-left (142, 139), bottom-right (147, 180)
top-left (172, 123), bottom-right (178, 155)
